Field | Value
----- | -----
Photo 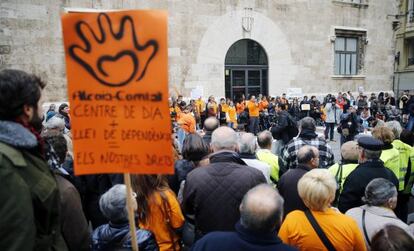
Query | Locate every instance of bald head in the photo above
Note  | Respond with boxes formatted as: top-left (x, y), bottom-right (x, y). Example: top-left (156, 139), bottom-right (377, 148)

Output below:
top-left (257, 130), bottom-right (273, 149)
top-left (204, 117), bottom-right (219, 132)
top-left (240, 184), bottom-right (284, 233)
top-left (297, 145), bottom-right (319, 168)
top-left (340, 141), bottom-right (359, 162)
top-left (211, 126), bottom-right (238, 152)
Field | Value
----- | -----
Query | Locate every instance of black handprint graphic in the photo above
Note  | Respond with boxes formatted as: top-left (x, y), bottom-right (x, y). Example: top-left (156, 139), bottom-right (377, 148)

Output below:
top-left (68, 13), bottom-right (158, 87)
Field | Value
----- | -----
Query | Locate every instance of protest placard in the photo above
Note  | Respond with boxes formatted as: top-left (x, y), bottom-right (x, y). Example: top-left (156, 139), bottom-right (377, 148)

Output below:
top-left (62, 10), bottom-right (172, 176)
top-left (301, 104), bottom-right (311, 111)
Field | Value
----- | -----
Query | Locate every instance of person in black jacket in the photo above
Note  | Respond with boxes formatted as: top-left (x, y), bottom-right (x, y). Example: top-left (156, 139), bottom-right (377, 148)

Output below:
top-left (278, 146), bottom-right (319, 216)
top-left (202, 117), bottom-right (219, 147)
top-left (182, 127), bottom-right (266, 240)
top-left (168, 133), bottom-right (209, 194)
top-left (337, 107), bottom-right (360, 145)
top-left (57, 103), bottom-right (71, 130)
top-left (271, 103), bottom-right (290, 156)
top-left (338, 136), bottom-right (399, 213)
top-left (191, 184), bottom-right (297, 251)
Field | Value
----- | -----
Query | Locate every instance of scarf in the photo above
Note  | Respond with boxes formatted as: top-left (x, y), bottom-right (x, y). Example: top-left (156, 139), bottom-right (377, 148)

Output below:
top-left (14, 118), bottom-right (45, 157)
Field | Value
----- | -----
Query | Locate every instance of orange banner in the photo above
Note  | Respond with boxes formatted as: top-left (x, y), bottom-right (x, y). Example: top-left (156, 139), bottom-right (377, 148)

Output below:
top-left (61, 10), bottom-right (172, 175)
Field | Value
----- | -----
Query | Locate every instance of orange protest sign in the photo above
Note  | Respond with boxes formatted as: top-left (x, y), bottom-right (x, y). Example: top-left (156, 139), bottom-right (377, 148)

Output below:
top-left (61, 10), bottom-right (173, 175)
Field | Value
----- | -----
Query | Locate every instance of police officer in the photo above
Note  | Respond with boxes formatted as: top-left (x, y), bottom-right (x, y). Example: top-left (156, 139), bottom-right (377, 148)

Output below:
top-left (338, 136), bottom-right (399, 213)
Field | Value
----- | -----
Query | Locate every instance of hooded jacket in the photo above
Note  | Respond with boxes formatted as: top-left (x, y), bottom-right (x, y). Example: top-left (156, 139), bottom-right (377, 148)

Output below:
top-left (92, 221), bottom-right (158, 251)
top-left (0, 121), bottom-right (68, 251)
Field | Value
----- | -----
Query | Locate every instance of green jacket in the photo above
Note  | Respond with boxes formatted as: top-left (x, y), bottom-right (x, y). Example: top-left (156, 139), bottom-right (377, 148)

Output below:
top-left (0, 124), bottom-right (68, 251)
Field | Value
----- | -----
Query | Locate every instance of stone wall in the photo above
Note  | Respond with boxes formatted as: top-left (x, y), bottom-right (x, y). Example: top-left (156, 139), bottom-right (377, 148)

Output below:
top-left (0, 0), bottom-right (398, 100)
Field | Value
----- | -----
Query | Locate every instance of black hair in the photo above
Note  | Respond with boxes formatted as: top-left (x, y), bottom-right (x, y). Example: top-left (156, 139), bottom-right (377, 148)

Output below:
top-left (182, 133), bottom-right (210, 162)
top-left (0, 69), bottom-right (45, 120)
top-left (400, 129), bottom-right (414, 146)
top-left (276, 103), bottom-right (286, 110)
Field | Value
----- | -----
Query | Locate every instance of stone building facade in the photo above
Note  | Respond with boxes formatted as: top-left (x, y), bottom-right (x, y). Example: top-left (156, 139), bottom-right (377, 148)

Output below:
top-left (395, 0), bottom-right (414, 94)
top-left (0, 0), bottom-right (398, 101)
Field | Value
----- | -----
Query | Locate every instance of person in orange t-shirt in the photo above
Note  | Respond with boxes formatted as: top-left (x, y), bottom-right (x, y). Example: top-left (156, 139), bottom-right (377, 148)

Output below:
top-left (226, 101), bottom-right (238, 129)
top-left (259, 96), bottom-right (269, 112)
top-left (247, 95), bottom-right (260, 135)
top-left (206, 96), bottom-right (218, 118)
top-left (132, 175), bottom-right (184, 251)
top-left (278, 169), bottom-right (366, 251)
top-left (195, 97), bottom-right (206, 129)
top-left (178, 106), bottom-right (196, 134)
top-left (236, 100), bottom-right (246, 115)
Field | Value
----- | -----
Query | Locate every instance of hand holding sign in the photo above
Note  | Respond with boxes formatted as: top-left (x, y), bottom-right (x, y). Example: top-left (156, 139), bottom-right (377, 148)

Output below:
top-left (68, 13), bottom-right (158, 87)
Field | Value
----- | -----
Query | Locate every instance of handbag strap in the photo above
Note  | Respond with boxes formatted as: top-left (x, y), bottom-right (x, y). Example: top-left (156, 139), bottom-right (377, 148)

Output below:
top-left (335, 163), bottom-right (343, 186)
top-left (362, 209), bottom-right (371, 246)
top-left (304, 210), bottom-right (336, 251)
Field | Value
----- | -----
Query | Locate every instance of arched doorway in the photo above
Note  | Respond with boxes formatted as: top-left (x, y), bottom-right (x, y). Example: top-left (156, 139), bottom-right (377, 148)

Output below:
top-left (225, 39), bottom-right (268, 100)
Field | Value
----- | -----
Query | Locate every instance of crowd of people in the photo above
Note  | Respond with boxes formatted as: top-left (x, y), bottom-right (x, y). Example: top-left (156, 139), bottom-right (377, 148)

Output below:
top-left (1, 68), bottom-right (414, 251)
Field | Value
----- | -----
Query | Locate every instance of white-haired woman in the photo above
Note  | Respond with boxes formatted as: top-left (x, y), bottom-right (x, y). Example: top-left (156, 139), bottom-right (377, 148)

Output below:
top-left (346, 178), bottom-right (414, 248)
top-left (278, 169), bottom-right (366, 251)
top-left (91, 184), bottom-right (159, 251)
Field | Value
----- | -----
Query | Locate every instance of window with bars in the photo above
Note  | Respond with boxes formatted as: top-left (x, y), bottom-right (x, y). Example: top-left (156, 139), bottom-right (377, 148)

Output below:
top-left (334, 37), bottom-right (358, 75)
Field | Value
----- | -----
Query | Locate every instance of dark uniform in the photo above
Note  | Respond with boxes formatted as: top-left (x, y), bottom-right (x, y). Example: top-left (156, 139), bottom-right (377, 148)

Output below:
top-left (338, 136), bottom-right (399, 213)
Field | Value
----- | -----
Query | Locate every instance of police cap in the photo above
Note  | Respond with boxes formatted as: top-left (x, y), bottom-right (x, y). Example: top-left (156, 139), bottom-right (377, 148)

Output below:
top-left (357, 136), bottom-right (384, 151)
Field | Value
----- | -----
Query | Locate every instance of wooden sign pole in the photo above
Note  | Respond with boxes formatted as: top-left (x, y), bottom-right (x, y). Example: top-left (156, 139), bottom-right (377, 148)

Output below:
top-left (124, 173), bottom-right (139, 251)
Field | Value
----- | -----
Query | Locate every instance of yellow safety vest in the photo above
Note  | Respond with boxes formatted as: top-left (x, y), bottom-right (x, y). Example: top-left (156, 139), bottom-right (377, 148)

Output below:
top-left (404, 147), bottom-right (414, 194)
top-left (392, 140), bottom-right (412, 193)
top-left (256, 149), bottom-right (279, 183)
top-left (381, 146), bottom-right (403, 191)
top-left (328, 163), bottom-right (358, 193)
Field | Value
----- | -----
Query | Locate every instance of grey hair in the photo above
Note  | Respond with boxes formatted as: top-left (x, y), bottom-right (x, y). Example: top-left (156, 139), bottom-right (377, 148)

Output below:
top-left (238, 132), bottom-right (257, 154)
top-left (363, 178), bottom-right (397, 206)
top-left (385, 121), bottom-right (403, 139)
top-left (44, 116), bottom-right (65, 130)
top-left (99, 184), bottom-right (128, 223)
top-left (297, 145), bottom-right (318, 164)
top-left (257, 131), bottom-right (273, 149)
top-left (211, 126), bottom-right (238, 151)
top-left (300, 117), bottom-right (316, 131)
top-left (240, 184), bottom-right (284, 233)
top-left (363, 149), bottom-right (382, 160)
